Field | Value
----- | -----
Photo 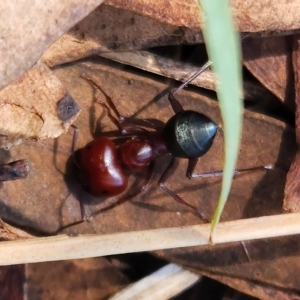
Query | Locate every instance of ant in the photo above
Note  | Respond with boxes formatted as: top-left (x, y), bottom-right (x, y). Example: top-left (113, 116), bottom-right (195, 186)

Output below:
top-left (66, 62), bottom-right (273, 228)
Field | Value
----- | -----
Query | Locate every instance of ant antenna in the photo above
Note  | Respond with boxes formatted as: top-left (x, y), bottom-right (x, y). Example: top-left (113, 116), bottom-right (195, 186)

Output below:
top-left (172, 33), bottom-right (250, 96)
top-left (172, 61), bottom-right (212, 96)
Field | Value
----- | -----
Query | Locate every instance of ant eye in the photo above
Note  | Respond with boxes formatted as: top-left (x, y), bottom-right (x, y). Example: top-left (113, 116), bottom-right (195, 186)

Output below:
top-left (86, 145), bottom-right (93, 150)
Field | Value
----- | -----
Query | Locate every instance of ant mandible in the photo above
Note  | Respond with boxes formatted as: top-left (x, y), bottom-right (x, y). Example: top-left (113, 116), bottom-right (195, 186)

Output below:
top-left (70, 62), bottom-right (272, 225)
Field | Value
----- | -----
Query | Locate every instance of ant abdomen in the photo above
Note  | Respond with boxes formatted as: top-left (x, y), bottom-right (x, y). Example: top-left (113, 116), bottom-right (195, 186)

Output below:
top-left (163, 110), bottom-right (218, 158)
top-left (75, 137), bottom-right (128, 197)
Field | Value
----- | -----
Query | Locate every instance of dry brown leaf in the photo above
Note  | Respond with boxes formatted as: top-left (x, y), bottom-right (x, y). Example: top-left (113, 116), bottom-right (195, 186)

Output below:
top-left (107, 0), bottom-right (300, 33)
top-left (42, 3), bottom-right (300, 70)
top-left (156, 235), bottom-right (300, 293)
top-left (1, 2), bottom-right (299, 297)
top-left (0, 0), bottom-right (105, 90)
top-left (283, 153), bottom-right (300, 212)
top-left (26, 258), bottom-right (129, 299)
top-left (197, 270), bottom-right (300, 300)
top-left (3, 1), bottom-right (299, 94)
top-left (0, 59), bottom-right (297, 291)
top-left (0, 61), bottom-right (80, 149)
top-left (0, 265), bottom-right (24, 299)
top-left (42, 4), bottom-right (204, 67)
top-left (0, 257), bottom-right (130, 299)
top-left (283, 36), bottom-right (300, 212)
top-left (243, 36), bottom-right (295, 111)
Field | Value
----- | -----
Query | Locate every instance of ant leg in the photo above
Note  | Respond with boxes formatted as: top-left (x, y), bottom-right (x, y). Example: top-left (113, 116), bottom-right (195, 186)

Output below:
top-left (70, 125), bottom-right (81, 169)
top-left (86, 161), bottom-right (155, 220)
top-left (96, 101), bottom-right (125, 132)
top-left (158, 156), bottom-right (210, 222)
top-left (185, 158), bottom-right (274, 262)
top-left (58, 160), bottom-right (154, 232)
top-left (167, 91), bottom-right (184, 113)
top-left (186, 157), bottom-right (198, 179)
top-left (82, 74), bottom-right (158, 130)
top-left (124, 161), bottom-right (155, 199)
top-left (99, 102), bottom-right (152, 136)
top-left (71, 125), bottom-right (78, 154)
top-left (186, 159), bottom-right (275, 179)
top-left (168, 61), bottom-right (212, 114)
top-left (55, 194), bottom-right (88, 233)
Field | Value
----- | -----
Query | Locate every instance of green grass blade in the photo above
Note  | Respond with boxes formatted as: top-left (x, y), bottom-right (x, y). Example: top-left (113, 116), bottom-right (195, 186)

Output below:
top-left (197, 0), bottom-right (243, 237)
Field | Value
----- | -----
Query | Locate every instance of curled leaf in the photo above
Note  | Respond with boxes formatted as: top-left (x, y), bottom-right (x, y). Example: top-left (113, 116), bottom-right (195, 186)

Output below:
top-left (0, 61), bottom-right (80, 149)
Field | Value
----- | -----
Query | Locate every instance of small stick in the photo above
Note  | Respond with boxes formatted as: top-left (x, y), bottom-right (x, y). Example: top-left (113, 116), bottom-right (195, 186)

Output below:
top-left (109, 263), bottom-right (200, 300)
top-left (0, 213), bottom-right (299, 265)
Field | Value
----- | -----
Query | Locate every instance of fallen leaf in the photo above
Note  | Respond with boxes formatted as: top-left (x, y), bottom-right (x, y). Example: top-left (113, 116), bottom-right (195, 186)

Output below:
top-left (0, 60), bottom-right (297, 292)
top-left (3, 2), bottom-right (299, 100)
top-left (283, 35), bottom-right (300, 212)
top-left (106, 0), bottom-right (300, 32)
top-left (0, 0), bottom-right (105, 90)
top-left (26, 258), bottom-right (129, 299)
top-left (0, 61), bottom-right (80, 149)
top-left (197, 270), bottom-right (300, 300)
top-left (42, 4), bottom-right (204, 67)
top-left (243, 36), bottom-right (295, 111)
top-left (0, 265), bottom-right (25, 300)
top-left (1, 2), bottom-right (299, 298)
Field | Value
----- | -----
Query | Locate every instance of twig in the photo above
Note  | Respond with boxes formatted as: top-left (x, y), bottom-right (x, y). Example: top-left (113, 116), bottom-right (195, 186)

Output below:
top-left (99, 51), bottom-right (273, 101)
top-left (108, 263), bottom-right (200, 300)
top-left (0, 213), bottom-right (299, 265)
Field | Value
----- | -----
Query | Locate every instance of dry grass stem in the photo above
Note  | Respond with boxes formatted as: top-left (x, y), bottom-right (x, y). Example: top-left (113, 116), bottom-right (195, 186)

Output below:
top-left (0, 213), bottom-right (298, 265)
